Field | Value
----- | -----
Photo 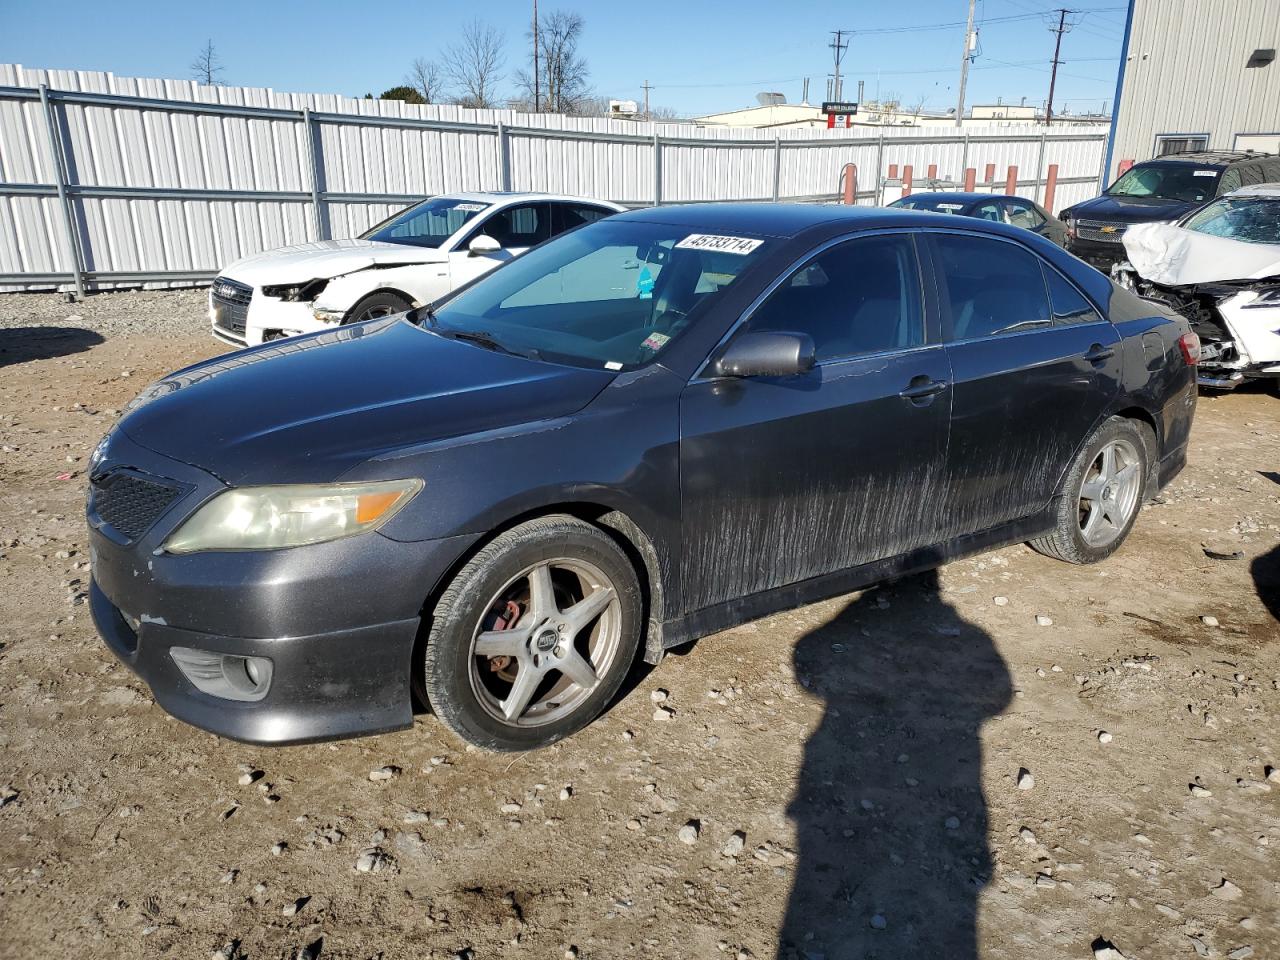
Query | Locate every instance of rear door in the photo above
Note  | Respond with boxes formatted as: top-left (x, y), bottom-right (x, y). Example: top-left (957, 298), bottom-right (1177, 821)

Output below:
top-left (926, 231), bottom-right (1122, 537)
top-left (678, 232), bottom-right (953, 611)
top-left (448, 201), bottom-right (553, 288)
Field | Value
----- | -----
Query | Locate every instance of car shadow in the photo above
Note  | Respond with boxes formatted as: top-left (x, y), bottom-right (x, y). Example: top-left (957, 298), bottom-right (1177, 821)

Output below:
top-left (778, 568), bottom-right (1012, 959)
top-left (0, 326), bottom-right (104, 368)
top-left (1252, 544), bottom-right (1279, 623)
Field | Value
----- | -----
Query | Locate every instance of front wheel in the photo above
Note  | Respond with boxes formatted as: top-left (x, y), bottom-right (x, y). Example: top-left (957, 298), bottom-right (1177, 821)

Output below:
top-left (422, 515), bottom-right (642, 751)
top-left (343, 291), bottom-right (412, 324)
top-left (1029, 417), bottom-right (1150, 564)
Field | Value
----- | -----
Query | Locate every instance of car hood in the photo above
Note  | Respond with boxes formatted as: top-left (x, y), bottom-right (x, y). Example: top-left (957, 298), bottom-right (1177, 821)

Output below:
top-left (1122, 222), bottom-right (1280, 286)
top-left (118, 317), bottom-right (615, 485)
top-left (220, 239), bottom-right (448, 286)
top-left (1066, 194), bottom-right (1199, 224)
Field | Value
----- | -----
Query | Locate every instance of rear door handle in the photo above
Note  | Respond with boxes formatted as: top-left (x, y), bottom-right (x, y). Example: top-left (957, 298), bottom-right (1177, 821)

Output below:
top-left (1083, 343), bottom-right (1115, 363)
top-left (899, 377), bottom-right (949, 401)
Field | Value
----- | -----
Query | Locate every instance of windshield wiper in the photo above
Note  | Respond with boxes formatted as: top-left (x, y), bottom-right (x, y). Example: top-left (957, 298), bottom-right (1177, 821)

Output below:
top-left (446, 329), bottom-right (539, 360)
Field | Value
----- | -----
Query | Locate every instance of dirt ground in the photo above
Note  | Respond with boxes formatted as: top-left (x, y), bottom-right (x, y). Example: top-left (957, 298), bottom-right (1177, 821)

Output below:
top-left (0, 293), bottom-right (1277, 960)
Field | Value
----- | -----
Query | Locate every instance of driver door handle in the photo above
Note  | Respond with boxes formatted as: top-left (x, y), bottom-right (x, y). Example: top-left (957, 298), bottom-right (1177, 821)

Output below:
top-left (899, 377), bottom-right (949, 401)
top-left (1083, 343), bottom-right (1115, 363)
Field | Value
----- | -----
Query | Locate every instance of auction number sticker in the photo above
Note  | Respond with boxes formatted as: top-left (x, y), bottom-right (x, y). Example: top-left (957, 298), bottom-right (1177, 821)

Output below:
top-left (937, 203), bottom-right (966, 211)
top-left (675, 234), bottom-right (764, 255)
top-left (1192, 170), bottom-right (1217, 177)
top-left (453, 202), bottom-right (489, 211)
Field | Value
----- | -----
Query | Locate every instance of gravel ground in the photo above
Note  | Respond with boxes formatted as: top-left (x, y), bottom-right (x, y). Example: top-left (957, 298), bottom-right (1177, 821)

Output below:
top-left (0, 292), bottom-right (1277, 960)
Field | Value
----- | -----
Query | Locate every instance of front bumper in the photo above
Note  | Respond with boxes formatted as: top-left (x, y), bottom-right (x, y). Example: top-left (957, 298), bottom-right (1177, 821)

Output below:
top-left (209, 284), bottom-right (330, 348)
top-left (1066, 237), bottom-right (1125, 270)
top-left (87, 429), bottom-right (478, 744)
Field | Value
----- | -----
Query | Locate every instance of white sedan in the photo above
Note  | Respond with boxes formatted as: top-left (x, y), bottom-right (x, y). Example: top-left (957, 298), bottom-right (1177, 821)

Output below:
top-left (209, 192), bottom-right (626, 347)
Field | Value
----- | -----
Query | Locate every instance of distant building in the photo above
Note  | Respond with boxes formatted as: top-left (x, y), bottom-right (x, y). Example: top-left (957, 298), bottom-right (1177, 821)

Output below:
top-left (1107, 0), bottom-right (1280, 181)
top-left (694, 100), bottom-right (1108, 131)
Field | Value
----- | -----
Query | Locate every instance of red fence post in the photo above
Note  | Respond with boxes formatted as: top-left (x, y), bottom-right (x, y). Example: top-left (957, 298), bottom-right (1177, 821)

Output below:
top-left (964, 167), bottom-right (977, 191)
top-left (842, 163), bottom-right (858, 205)
top-left (1117, 158), bottom-right (1134, 177)
top-left (984, 162), bottom-right (996, 184)
top-left (1005, 165), bottom-right (1018, 196)
top-left (1043, 163), bottom-right (1059, 214)
top-left (888, 163), bottom-right (899, 180)
top-left (927, 163), bottom-right (937, 180)
top-left (902, 164), bottom-right (913, 197)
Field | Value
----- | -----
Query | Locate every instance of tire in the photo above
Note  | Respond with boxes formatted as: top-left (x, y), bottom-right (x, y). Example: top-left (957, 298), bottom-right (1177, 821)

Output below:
top-left (422, 515), bottom-right (642, 751)
top-left (1029, 416), bottom-right (1151, 564)
top-left (343, 291), bottom-right (412, 324)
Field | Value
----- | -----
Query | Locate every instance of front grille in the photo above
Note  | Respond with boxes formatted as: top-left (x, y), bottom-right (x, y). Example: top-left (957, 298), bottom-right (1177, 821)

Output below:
top-left (211, 276), bottom-right (253, 335)
top-left (1075, 219), bottom-right (1128, 244)
top-left (91, 470), bottom-right (185, 542)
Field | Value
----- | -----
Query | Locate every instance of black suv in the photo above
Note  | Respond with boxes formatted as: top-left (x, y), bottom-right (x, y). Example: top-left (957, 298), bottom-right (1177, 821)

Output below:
top-left (1060, 151), bottom-right (1280, 268)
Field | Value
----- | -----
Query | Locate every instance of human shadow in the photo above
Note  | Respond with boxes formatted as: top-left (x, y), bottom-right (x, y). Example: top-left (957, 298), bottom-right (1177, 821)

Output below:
top-left (779, 568), bottom-right (1013, 959)
top-left (0, 326), bottom-right (104, 368)
top-left (1252, 544), bottom-right (1279, 623)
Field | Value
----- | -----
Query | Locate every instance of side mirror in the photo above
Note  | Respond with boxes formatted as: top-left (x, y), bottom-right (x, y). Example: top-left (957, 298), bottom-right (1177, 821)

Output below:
top-left (468, 234), bottom-right (501, 256)
top-left (711, 331), bottom-right (816, 379)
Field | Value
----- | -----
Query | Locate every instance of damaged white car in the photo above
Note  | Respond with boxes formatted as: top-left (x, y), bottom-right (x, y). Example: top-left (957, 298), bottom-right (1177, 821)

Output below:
top-left (1113, 185), bottom-right (1280, 392)
top-left (209, 192), bottom-right (625, 347)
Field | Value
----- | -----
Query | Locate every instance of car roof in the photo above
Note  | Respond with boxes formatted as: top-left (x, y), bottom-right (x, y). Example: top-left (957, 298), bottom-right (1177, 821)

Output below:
top-left (443, 190), bottom-right (626, 208)
top-left (1142, 151), bottom-right (1274, 167)
top-left (896, 191), bottom-right (1017, 205)
top-left (1226, 183), bottom-right (1280, 198)
top-left (614, 202), bottom-right (990, 239)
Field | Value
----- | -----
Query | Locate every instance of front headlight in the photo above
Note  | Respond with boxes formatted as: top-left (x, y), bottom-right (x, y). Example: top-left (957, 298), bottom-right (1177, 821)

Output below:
top-left (262, 278), bottom-right (329, 302)
top-left (162, 479), bottom-right (423, 554)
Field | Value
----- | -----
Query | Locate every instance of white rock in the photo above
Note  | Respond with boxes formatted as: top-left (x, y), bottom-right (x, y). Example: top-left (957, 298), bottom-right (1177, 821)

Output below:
top-left (1227, 948), bottom-right (1254, 960)
top-left (500, 802), bottom-right (522, 814)
top-left (270, 842), bottom-right (286, 856)
top-left (1200, 615), bottom-right (1220, 627)
top-left (722, 831), bottom-right (746, 857)
top-left (368, 766), bottom-right (398, 782)
top-left (650, 688), bottom-right (669, 703)
top-left (677, 820), bottom-right (700, 844)
top-left (403, 810), bottom-right (431, 823)
top-left (1098, 731), bottom-right (1113, 744)
top-left (1017, 769), bottom-right (1035, 790)
top-left (993, 596), bottom-right (1009, 606)
top-left (1034, 614), bottom-right (1053, 627)
top-left (1265, 766), bottom-right (1279, 784)
top-left (559, 786), bottom-right (572, 801)
top-left (1019, 827), bottom-right (1036, 844)
top-left (1190, 784), bottom-right (1213, 798)
top-left (1211, 878), bottom-right (1243, 900)
top-left (653, 705), bottom-right (675, 721)
top-left (1092, 939), bottom-right (1128, 960)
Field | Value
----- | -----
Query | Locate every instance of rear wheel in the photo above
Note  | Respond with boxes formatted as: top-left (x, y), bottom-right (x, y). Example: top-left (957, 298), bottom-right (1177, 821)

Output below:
top-left (1030, 417), bottom-right (1150, 564)
top-left (422, 515), bottom-right (642, 751)
top-left (343, 291), bottom-right (412, 324)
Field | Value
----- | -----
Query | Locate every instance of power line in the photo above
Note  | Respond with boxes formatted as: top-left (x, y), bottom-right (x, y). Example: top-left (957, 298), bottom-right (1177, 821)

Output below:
top-left (829, 29), bottom-right (850, 101)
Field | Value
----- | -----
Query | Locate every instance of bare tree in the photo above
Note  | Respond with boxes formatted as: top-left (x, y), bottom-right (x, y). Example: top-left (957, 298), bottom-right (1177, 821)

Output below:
top-left (442, 21), bottom-right (506, 109)
top-left (516, 10), bottom-right (589, 114)
top-left (406, 57), bottom-right (443, 104)
top-left (190, 40), bottom-right (225, 86)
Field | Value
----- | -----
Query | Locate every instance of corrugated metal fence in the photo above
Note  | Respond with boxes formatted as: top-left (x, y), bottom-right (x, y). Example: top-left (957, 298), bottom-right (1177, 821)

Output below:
top-left (0, 64), bottom-right (1108, 294)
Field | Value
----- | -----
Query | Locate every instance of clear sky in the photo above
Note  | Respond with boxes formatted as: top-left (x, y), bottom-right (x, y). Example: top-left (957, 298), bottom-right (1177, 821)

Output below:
top-left (0, 0), bottom-right (1128, 116)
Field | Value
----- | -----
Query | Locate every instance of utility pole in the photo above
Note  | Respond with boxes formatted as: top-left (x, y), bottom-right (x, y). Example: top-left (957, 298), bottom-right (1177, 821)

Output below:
top-left (829, 30), bottom-right (849, 102)
top-left (642, 80), bottom-right (652, 119)
top-left (1046, 8), bottom-right (1074, 126)
top-left (532, 0), bottom-right (540, 112)
top-left (955, 0), bottom-right (976, 127)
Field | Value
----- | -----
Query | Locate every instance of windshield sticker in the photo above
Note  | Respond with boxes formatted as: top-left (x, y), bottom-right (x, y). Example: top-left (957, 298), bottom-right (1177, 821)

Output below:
top-left (937, 203), bottom-right (966, 211)
top-left (452, 202), bottom-right (489, 211)
top-left (636, 266), bottom-right (656, 299)
top-left (604, 361), bottom-right (624, 371)
top-left (675, 234), bottom-right (764, 255)
top-left (1192, 170), bottom-right (1217, 177)
top-left (641, 331), bottom-right (670, 351)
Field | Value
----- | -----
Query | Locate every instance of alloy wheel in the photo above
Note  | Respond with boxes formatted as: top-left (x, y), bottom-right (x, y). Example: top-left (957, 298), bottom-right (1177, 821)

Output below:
top-left (1077, 438), bottom-right (1142, 547)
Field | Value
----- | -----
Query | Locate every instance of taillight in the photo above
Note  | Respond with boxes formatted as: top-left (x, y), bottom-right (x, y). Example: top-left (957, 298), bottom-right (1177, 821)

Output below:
top-left (1178, 331), bottom-right (1201, 365)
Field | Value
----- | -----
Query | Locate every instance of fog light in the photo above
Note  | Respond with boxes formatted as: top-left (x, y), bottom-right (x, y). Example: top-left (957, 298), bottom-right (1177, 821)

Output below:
top-left (170, 647), bottom-right (273, 702)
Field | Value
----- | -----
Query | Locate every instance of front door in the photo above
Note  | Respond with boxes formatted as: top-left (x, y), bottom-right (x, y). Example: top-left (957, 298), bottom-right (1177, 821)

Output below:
top-left (678, 233), bottom-right (953, 613)
top-left (926, 231), bottom-right (1122, 537)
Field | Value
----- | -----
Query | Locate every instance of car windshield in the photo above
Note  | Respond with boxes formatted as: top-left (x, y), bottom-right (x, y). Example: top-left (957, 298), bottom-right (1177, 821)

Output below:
top-left (360, 197), bottom-right (490, 248)
top-left (890, 197), bottom-right (969, 214)
top-left (1106, 164), bottom-right (1219, 202)
top-left (1181, 195), bottom-right (1280, 244)
top-left (425, 220), bottom-right (769, 370)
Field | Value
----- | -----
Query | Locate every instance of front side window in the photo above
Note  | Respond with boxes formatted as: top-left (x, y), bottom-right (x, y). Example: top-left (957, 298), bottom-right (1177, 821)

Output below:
top-left (1005, 200), bottom-right (1046, 230)
top-left (555, 203), bottom-right (615, 234)
top-left (1181, 196), bottom-right (1280, 243)
top-left (463, 202), bottom-right (553, 249)
top-left (1107, 164), bottom-right (1219, 203)
top-left (933, 234), bottom-right (1050, 340)
top-left (971, 201), bottom-right (1004, 222)
top-left (360, 197), bottom-right (490, 248)
top-left (745, 234), bottom-right (923, 363)
top-left (429, 220), bottom-right (768, 369)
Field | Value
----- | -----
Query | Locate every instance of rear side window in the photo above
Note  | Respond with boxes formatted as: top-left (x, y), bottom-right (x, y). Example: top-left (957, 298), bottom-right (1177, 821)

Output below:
top-left (1005, 200), bottom-right (1046, 229)
top-left (746, 234), bottom-right (923, 363)
top-left (555, 203), bottom-right (613, 234)
top-left (464, 202), bottom-right (552, 249)
top-left (932, 234), bottom-right (1050, 340)
top-left (1043, 266), bottom-right (1102, 325)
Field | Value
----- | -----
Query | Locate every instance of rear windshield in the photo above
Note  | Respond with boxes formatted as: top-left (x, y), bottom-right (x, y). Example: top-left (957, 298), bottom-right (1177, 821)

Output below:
top-left (1106, 164), bottom-right (1219, 203)
top-left (890, 197), bottom-right (970, 214)
top-left (1181, 195), bottom-right (1280, 243)
top-left (360, 197), bottom-right (490, 248)
top-left (426, 220), bottom-right (769, 370)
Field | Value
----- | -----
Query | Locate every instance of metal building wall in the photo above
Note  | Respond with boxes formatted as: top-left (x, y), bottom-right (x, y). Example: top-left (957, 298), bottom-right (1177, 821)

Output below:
top-left (0, 64), bottom-right (1107, 293)
top-left (1109, 0), bottom-right (1280, 179)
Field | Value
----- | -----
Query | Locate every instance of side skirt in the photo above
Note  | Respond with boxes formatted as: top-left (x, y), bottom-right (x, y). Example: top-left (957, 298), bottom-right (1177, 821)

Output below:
top-left (658, 509), bottom-right (1055, 652)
